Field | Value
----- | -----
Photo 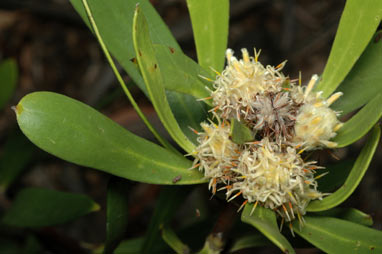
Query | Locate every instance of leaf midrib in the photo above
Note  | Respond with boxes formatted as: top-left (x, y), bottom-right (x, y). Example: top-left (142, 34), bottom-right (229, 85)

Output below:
top-left (23, 106), bottom-right (191, 173)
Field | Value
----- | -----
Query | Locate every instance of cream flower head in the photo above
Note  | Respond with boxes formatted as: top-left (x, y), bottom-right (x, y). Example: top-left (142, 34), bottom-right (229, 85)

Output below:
top-left (193, 48), bottom-right (343, 226)
top-left (226, 138), bottom-right (324, 223)
top-left (292, 75), bottom-right (343, 150)
top-left (211, 49), bottom-right (286, 120)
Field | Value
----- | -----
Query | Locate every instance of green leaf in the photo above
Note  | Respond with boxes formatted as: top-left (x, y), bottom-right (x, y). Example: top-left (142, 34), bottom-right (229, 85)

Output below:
top-left (112, 238), bottom-right (143, 254)
top-left (104, 177), bottom-right (130, 254)
top-left (197, 234), bottom-right (224, 254)
top-left (229, 233), bottom-right (270, 253)
top-left (166, 91), bottom-right (207, 144)
top-left (70, 0), bottom-right (207, 143)
top-left (331, 31), bottom-right (382, 115)
top-left (307, 125), bottom-right (380, 212)
top-left (133, 6), bottom-right (195, 153)
top-left (314, 208), bottom-right (373, 227)
top-left (177, 219), bottom-right (215, 252)
top-left (15, 92), bottom-right (205, 185)
top-left (154, 43), bottom-right (211, 142)
top-left (142, 186), bottom-right (191, 254)
top-left (315, 0), bottom-right (382, 98)
top-left (100, 237), bottom-right (168, 254)
top-left (81, 0), bottom-right (175, 152)
top-left (161, 224), bottom-right (190, 254)
top-left (70, 0), bottom-right (180, 94)
top-left (186, 0), bottom-right (229, 73)
top-left (316, 160), bottom-right (353, 193)
top-left (241, 204), bottom-right (295, 254)
top-left (101, 219), bottom-right (212, 254)
top-left (0, 130), bottom-right (35, 192)
top-left (154, 44), bottom-right (212, 101)
top-left (293, 216), bottom-right (382, 254)
top-left (2, 187), bottom-right (99, 227)
top-left (0, 59), bottom-right (18, 110)
top-left (230, 118), bottom-right (254, 145)
top-left (333, 94), bottom-right (382, 148)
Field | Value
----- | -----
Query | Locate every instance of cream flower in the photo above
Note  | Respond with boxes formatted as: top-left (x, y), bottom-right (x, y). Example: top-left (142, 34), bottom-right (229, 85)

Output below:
top-left (292, 75), bottom-right (343, 150)
top-left (192, 119), bottom-right (240, 194)
top-left (225, 138), bottom-right (324, 223)
top-left (193, 47), bottom-right (344, 226)
top-left (211, 49), bottom-right (286, 119)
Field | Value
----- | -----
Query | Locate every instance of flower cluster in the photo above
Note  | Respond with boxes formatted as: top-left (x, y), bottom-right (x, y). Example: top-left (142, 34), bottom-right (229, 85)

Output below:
top-left (192, 48), bottom-right (343, 229)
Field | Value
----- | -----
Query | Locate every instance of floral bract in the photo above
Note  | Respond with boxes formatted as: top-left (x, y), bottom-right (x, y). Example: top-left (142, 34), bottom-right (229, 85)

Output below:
top-left (193, 48), bottom-right (343, 228)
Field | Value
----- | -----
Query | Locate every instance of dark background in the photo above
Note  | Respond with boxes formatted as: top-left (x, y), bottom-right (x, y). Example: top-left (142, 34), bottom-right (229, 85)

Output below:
top-left (0, 0), bottom-right (381, 253)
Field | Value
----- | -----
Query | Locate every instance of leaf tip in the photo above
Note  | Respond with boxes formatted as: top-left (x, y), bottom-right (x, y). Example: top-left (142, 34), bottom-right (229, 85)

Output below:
top-left (135, 3), bottom-right (140, 13)
top-left (91, 202), bottom-right (101, 212)
top-left (12, 103), bottom-right (23, 116)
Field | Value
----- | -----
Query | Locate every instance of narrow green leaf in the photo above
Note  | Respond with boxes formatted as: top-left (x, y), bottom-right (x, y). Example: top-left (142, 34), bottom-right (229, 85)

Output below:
top-left (177, 219), bottom-right (215, 252)
top-left (70, 0), bottom-right (207, 143)
top-left (154, 43), bottom-right (211, 142)
top-left (0, 59), bottom-right (18, 110)
top-left (133, 7), bottom-right (195, 153)
top-left (241, 204), bottom-right (295, 254)
top-left (331, 31), bottom-right (382, 115)
top-left (230, 118), bottom-right (254, 145)
top-left (15, 92), bottom-right (205, 185)
top-left (104, 177), bottom-right (130, 254)
top-left (2, 187), bottom-right (99, 227)
top-left (197, 234), bottom-right (224, 254)
top-left (316, 160), bottom-right (353, 193)
top-left (101, 237), bottom-right (168, 254)
top-left (101, 219), bottom-right (212, 254)
top-left (293, 216), bottom-right (382, 254)
top-left (308, 125), bottom-right (380, 212)
top-left (166, 91), bottom-right (207, 144)
top-left (0, 130), bottom-right (35, 192)
top-left (186, 0), bottom-right (229, 73)
top-left (142, 186), bottom-right (191, 254)
top-left (112, 238), bottom-right (143, 254)
top-left (81, 0), bottom-right (175, 152)
top-left (229, 233), bottom-right (270, 253)
top-left (161, 224), bottom-right (191, 254)
top-left (70, 0), bottom-right (180, 95)
top-left (333, 94), bottom-right (382, 148)
top-left (315, 0), bottom-right (382, 98)
top-left (154, 44), bottom-right (212, 101)
top-left (314, 208), bottom-right (373, 227)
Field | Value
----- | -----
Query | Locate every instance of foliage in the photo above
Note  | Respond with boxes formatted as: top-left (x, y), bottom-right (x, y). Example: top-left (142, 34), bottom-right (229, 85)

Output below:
top-left (1, 0), bottom-right (381, 253)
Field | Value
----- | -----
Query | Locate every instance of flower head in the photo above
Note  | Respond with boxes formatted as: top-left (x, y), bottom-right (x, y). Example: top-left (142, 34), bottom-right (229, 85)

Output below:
top-left (192, 119), bottom-right (240, 193)
top-left (292, 75), bottom-right (343, 150)
top-left (193, 48), bottom-right (343, 225)
top-left (246, 92), bottom-right (298, 142)
top-left (226, 138), bottom-right (324, 222)
top-left (211, 49), bottom-right (286, 120)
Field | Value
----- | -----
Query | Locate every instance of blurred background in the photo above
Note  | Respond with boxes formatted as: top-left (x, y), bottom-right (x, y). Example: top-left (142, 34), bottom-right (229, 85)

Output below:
top-left (0, 0), bottom-right (381, 253)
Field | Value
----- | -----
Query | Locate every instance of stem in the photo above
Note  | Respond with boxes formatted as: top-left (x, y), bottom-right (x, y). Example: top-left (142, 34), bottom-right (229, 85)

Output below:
top-left (80, 0), bottom-right (176, 152)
